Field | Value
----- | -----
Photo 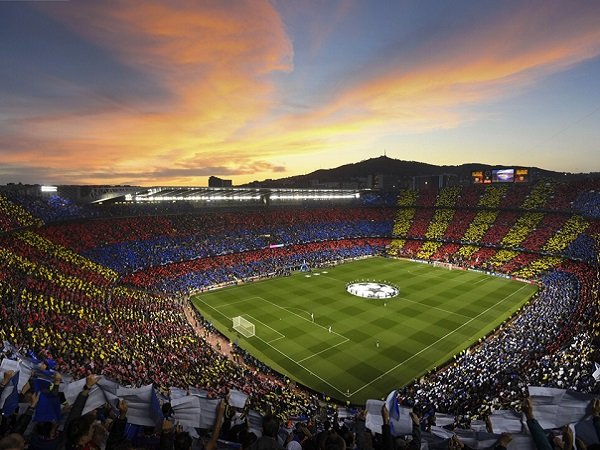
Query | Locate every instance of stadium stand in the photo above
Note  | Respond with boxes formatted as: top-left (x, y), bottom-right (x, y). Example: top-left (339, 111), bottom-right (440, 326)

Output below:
top-left (0, 179), bottom-right (598, 449)
top-left (0, 194), bottom-right (43, 232)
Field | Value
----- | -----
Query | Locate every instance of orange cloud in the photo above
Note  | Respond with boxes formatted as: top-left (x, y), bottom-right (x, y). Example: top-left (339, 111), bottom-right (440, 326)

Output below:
top-left (314, 3), bottom-right (600, 131)
top-left (6, 1), bottom-right (600, 185)
top-left (9, 0), bottom-right (293, 184)
top-left (192, 2), bottom-right (600, 178)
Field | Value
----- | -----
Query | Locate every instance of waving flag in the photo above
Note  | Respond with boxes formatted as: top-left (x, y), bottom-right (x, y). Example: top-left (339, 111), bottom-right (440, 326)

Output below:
top-left (385, 390), bottom-right (412, 437)
top-left (593, 362), bottom-right (600, 382)
top-left (0, 371), bottom-right (19, 416)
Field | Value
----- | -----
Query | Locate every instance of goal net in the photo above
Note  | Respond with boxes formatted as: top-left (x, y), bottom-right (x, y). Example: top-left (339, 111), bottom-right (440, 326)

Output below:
top-left (232, 316), bottom-right (255, 338)
top-left (433, 261), bottom-right (453, 270)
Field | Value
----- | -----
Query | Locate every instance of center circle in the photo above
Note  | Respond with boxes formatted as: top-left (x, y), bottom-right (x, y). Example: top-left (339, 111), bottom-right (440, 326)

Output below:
top-left (346, 281), bottom-right (399, 299)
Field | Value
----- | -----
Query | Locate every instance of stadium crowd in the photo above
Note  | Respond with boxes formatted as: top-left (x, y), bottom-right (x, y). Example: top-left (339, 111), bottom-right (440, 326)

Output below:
top-left (1, 191), bottom-right (84, 224)
top-left (38, 208), bottom-right (395, 275)
top-left (1, 354), bottom-right (599, 450)
top-left (0, 194), bottom-right (43, 233)
top-left (123, 239), bottom-right (390, 293)
top-left (0, 180), bottom-right (598, 449)
top-left (398, 267), bottom-right (597, 415)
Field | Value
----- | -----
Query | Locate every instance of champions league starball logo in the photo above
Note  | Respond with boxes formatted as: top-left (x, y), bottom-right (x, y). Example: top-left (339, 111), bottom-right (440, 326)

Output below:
top-left (346, 281), bottom-right (399, 299)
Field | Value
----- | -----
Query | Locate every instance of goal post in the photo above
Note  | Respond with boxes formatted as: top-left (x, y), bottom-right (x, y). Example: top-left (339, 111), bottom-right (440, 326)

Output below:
top-left (433, 261), bottom-right (453, 270)
top-left (232, 316), bottom-right (255, 338)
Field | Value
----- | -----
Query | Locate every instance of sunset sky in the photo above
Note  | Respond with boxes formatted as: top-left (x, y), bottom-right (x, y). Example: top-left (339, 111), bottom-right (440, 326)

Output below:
top-left (1, 1), bottom-right (600, 186)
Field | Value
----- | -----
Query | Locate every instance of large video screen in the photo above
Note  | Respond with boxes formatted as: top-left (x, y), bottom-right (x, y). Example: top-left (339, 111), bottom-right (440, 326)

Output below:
top-left (471, 171), bottom-right (484, 184)
top-left (515, 168), bottom-right (529, 183)
top-left (492, 168), bottom-right (514, 183)
top-left (471, 170), bottom-right (493, 184)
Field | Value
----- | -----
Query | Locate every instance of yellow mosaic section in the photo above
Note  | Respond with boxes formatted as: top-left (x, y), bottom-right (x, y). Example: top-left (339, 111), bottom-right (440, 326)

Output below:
top-left (478, 185), bottom-right (508, 208)
top-left (500, 212), bottom-right (545, 248)
top-left (392, 208), bottom-right (416, 237)
top-left (513, 255), bottom-right (563, 279)
top-left (0, 247), bottom-right (106, 298)
top-left (456, 244), bottom-right (480, 259)
top-left (16, 230), bottom-right (118, 282)
top-left (387, 239), bottom-right (406, 256)
top-left (416, 241), bottom-right (442, 259)
top-left (396, 189), bottom-right (418, 207)
top-left (521, 182), bottom-right (555, 210)
top-left (0, 194), bottom-right (44, 229)
top-left (416, 209), bottom-right (455, 259)
top-left (462, 210), bottom-right (499, 243)
top-left (435, 186), bottom-right (461, 207)
top-left (487, 249), bottom-right (520, 269)
top-left (542, 215), bottom-right (589, 253)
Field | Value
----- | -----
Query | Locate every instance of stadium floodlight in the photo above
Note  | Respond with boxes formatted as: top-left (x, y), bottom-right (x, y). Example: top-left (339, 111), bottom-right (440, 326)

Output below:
top-left (232, 316), bottom-right (255, 338)
top-left (41, 186), bottom-right (57, 193)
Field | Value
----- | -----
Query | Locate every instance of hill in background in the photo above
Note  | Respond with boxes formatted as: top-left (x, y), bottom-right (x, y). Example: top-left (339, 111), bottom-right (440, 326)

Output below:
top-left (239, 156), bottom-right (594, 190)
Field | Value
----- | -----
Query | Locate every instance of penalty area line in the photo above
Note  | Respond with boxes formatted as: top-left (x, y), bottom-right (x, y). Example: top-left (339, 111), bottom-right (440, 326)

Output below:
top-left (196, 296), bottom-right (351, 397)
top-left (297, 338), bottom-right (350, 363)
top-left (211, 296), bottom-right (263, 311)
top-left (397, 296), bottom-right (473, 319)
top-left (252, 333), bottom-right (350, 397)
top-left (196, 297), bottom-right (231, 321)
top-left (255, 296), bottom-right (349, 341)
top-left (244, 314), bottom-right (285, 340)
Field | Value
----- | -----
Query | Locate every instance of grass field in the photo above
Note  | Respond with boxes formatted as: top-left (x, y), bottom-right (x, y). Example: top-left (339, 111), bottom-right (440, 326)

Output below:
top-left (191, 257), bottom-right (537, 404)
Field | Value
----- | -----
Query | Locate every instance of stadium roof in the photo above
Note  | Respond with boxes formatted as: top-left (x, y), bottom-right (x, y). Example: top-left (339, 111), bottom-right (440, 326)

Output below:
top-left (126, 187), bottom-right (364, 203)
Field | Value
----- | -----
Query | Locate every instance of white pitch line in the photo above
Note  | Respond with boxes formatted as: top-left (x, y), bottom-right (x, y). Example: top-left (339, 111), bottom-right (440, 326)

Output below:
top-left (195, 297), bottom-right (350, 395)
top-left (396, 296), bottom-right (474, 319)
top-left (297, 338), bottom-right (350, 363)
top-left (245, 314), bottom-right (285, 340)
top-left (255, 296), bottom-right (349, 341)
top-left (313, 269), bottom-right (473, 319)
top-left (252, 333), bottom-right (348, 396)
top-left (196, 297), bottom-right (232, 321)
top-left (211, 296), bottom-right (262, 310)
top-left (283, 306), bottom-right (312, 318)
top-left (349, 283), bottom-right (531, 397)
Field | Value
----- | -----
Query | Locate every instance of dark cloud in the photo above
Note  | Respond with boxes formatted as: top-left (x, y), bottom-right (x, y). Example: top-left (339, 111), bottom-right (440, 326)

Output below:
top-left (147, 160), bottom-right (288, 179)
top-left (0, 160), bottom-right (287, 186)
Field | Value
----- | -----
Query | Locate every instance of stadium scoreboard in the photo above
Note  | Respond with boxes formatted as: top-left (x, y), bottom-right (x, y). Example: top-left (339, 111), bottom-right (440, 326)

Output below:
top-left (472, 168), bottom-right (529, 184)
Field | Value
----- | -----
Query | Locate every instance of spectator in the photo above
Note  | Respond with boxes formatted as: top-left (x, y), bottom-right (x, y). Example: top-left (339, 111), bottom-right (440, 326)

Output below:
top-left (246, 414), bottom-right (285, 450)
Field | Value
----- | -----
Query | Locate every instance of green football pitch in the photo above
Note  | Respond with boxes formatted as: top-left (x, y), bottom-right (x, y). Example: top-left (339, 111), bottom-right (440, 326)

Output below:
top-left (191, 257), bottom-right (537, 404)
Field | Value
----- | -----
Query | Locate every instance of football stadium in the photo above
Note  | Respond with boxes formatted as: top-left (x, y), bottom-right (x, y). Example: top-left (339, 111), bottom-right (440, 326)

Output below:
top-left (0, 178), bottom-right (599, 448)
top-left (2, 1), bottom-right (600, 448)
